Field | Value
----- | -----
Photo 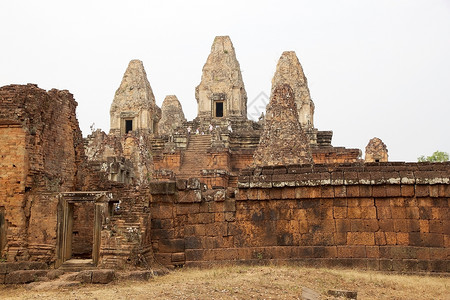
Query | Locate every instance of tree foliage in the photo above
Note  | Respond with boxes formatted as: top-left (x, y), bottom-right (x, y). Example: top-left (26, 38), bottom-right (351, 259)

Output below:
top-left (417, 150), bottom-right (449, 162)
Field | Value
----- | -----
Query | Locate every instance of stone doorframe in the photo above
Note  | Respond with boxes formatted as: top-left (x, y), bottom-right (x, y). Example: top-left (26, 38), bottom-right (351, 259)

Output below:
top-left (55, 192), bottom-right (116, 268)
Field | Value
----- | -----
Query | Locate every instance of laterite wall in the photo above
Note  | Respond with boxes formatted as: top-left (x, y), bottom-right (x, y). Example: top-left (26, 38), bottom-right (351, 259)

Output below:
top-left (150, 162), bottom-right (449, 272)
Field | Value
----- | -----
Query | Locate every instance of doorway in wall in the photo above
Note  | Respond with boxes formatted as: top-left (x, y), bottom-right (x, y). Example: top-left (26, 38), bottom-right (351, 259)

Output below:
top-left (71, 202), bottom-right (95, 259)
top-left (125, 119), bottom-right (133, 134)
top-left (0, 207), bottom-right (6, 256)
top-left (215, 102), bottom-right (224, 117)
top-left (56, 193), bottom-right (114, 268)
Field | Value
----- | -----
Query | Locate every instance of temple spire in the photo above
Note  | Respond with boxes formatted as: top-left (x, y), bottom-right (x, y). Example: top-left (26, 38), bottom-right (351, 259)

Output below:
top-left (109, 59), bottom-right (160, 135)
top-left (253, 84), bottom-right (312, 166)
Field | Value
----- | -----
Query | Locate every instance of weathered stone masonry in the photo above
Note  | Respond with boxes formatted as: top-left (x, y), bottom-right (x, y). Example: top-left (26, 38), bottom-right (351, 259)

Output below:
top-left (0, 85), bottom-right (154, 272)
top-left (150, 162), bottom-right (449, 272)
top-left (1, 36), bottom-right (449, 278)
top-left (0, 84), bottom-right (85, 262)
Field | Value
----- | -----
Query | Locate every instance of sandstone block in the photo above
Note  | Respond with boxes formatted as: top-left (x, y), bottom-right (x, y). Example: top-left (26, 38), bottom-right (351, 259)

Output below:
top-left (176, 179), bottom-right (187, 190)
top-left (327, 289), bottom-right (357, 300)
top-left (92, 269), bottom-right (115, 284)
top-left (158, 238), bottom-right (185, 253)
top-left (46, 269), bottom-right (64, 280)
top-left (416, 185), bottom-right (430, 197)
top-left (372, 185), bottom-right (387, 197)
top-left (375, 232), bottom-right (387, 245)
top-left (347, 232), bottom-right (375, 245)
top-left (5, 270), bottom-right (48, 284)
top-left (73, 270), bottom-right (93, 283)
top-left (119, 271), bottom-right (153, 281)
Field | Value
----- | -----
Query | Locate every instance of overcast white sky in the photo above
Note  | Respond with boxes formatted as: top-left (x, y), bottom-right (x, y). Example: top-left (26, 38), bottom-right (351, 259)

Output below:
top-left (1, 1), bottom-right (449, 162)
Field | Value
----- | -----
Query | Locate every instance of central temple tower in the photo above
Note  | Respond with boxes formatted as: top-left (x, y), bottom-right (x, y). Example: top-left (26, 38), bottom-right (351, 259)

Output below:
top-left (109, 59), bottom-right (161, 135)
top-left (195, 36), bottom-right (247, 122)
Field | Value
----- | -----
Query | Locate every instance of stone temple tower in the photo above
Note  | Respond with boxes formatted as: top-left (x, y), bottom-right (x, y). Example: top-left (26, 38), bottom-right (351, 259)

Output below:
top-left (110, 59), bottom-right (161, 135)
top-left (272, 51), bottom-right (315, 130)
top-left (272, 51), bottom-right (318, 145)
top-left (158, 95), bottom-right (186, 136)
top-left (365, 137), bottom-right (388, 162)
top-left (253, 84), bottom-right (312, 166)
top-left (195, 36), bottom-right (247, 122)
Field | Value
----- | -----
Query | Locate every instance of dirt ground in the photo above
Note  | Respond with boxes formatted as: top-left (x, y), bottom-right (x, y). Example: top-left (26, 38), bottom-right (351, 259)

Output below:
top-left (0, 265), bottom-right (449, 299)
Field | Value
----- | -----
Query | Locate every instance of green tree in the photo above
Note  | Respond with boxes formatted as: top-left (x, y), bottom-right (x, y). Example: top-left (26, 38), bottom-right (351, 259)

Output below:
top-left (417, 150), bottom-right (449, 162)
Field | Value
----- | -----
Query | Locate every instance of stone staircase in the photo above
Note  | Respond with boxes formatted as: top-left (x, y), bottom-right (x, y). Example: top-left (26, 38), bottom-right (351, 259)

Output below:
top-left (59, 259), bottom-right (96, 272)
top-left (110, 194), bottom-right (148, 235)
top-left (178, 135), bottom-right (211, 179)
top-left (150, 137), bottom-right (167, 151)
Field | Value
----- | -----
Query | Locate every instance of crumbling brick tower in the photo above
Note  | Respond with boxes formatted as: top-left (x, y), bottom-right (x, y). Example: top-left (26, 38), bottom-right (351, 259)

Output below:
top-left (0, 84), bottom-right (85, 262)
top-left (1, 84), bottom-right (156, 270)
top-left (253, 83), bottom-right (313, 166)
top-left (272, 51), bottom-right (316, 142)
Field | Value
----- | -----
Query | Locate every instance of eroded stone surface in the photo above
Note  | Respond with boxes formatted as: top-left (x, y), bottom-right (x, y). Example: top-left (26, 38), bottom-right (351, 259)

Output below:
top-left (0, 84), bottom-right (86, 262)
top-left (253, 84), bottom-right (312, 166)
top-left (84, 129), bottom-right (153, 186)
top-left (110, 59), bottom-right (161, 135)
top-left (195, 36), bottom-right (247, 120)
top-left (1, 40), bottom-right (448, 276)
top-left (158, 95), bottom-right (186, 135)
top-left (272, 51), bottom-right (315, 131)
top-left (365, 137), bottom-right (388, 162)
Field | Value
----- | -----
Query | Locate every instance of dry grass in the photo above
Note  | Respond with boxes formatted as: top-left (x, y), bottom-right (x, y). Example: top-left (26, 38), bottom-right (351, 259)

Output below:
top-left (0, 265), bottom-right (449, 299)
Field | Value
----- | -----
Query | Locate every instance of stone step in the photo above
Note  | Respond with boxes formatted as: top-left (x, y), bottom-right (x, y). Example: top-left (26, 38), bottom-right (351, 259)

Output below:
top-left (59, 259), bottom-right (96, 272)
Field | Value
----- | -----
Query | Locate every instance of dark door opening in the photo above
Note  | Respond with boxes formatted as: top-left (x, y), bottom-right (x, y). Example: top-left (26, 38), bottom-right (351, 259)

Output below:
top-left (0, 207), bottom-right (6, 255)
top-left (71, 202), bottom-right (95, 259)
top-left (215, 102), bottom-right (224, 117)
top-left (153, 120), bottom-right (158, 134)
top-left (125, 120), bottom-right (133, 134)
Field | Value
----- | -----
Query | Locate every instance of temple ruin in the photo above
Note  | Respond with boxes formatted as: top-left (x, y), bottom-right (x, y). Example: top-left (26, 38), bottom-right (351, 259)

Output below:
top-left (252, 84), bottom-right (312, 166)
top-left (272, 51), bottom-right (316, 144)
top-left (0, 36), bottom-right (448, 283)
top-left (195, 36), bottom-right (248, 121)
top-left (365, 137), bottom-right (389, 163)
top-left (110, 59), bottom-right (161, 136)
top-left (158, 95), bottom-right (187, 136)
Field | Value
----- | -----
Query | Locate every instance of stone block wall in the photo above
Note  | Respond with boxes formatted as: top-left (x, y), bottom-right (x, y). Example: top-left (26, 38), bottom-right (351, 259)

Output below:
top-left (99, 188), bottom-right (153, 269)
top-left (312, 147), bottom-right (362, 164)
top-left (154, 153), bottom-right (182, 172)
top-left (150, 162), bottom-right (449, 272)
top-left (230, 152), bottom-right (254, 171)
